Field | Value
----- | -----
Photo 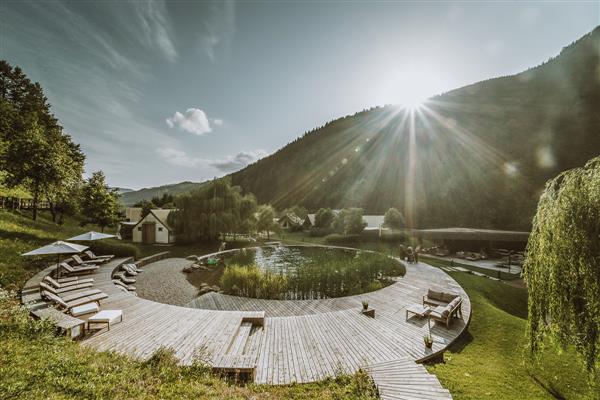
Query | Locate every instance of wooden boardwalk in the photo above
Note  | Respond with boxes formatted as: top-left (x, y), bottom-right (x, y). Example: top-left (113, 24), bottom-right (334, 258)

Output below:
top-left (364, 358), bottom-right (452, 399)
top-left (23, 255), bottom-right (470, 393)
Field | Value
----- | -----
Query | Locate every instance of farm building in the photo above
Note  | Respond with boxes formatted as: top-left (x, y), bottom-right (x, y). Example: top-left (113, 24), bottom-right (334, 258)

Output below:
top-left (278, 213), bottom-right (304, 230)
top-left (415, 227), bottom-right (530, 252)
top-left (132, 209), bottom-right (176, 244)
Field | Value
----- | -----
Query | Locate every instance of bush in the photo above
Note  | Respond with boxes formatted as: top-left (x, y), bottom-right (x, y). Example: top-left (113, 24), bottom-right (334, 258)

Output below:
top-left (309, 227), bottom-right (333, 237)
top-left (325, 232), bottom-right (407, 245)
top-left (324, 233), bottom-right (362, 244)
top-left (88, 239), bottom-right (140, 259)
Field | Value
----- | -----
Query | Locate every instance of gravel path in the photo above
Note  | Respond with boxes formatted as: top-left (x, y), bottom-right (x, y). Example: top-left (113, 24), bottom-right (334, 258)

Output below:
top-left (135, 258), bottom-right (199, 306)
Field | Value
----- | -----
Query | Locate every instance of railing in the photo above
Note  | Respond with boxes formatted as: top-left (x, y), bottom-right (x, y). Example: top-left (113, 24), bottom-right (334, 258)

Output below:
top-left (0, 196), bottom-right (50, 210)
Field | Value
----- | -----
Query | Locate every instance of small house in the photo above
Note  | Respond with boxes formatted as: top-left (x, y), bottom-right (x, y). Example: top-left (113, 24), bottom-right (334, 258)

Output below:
top-left (278, 213), bottom-right (304, 230)
top-left (132, 209), bottom-right (176, 244)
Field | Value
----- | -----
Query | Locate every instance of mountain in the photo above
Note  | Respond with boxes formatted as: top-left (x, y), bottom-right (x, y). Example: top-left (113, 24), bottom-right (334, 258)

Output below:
top-left (122, 28), bottom-right (599, 230)
top-left (229, 27), bottom-right (600, 230)
top-left (120, 181), bottom-right (204, 206)
top-left (113, 187), bottom-right (134, 195)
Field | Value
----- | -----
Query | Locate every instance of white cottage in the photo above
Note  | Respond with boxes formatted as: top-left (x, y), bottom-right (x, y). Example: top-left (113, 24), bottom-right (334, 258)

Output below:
top-left (132, 209), bottom-right (176, 244)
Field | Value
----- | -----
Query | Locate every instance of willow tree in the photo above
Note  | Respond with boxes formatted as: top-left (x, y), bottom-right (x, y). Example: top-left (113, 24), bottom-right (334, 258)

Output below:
top-left (523, 157), bottom-right (600, 372)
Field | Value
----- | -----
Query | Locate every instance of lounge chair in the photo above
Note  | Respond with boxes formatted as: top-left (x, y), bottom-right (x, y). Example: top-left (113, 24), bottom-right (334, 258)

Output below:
top-left (423, 288), bottom-right (460, 307)
top-left (42, 291), bottom-right (107, 313)
top-left (42, 279), bottom-right (93, 294)
top-left (56, 276), bottom-right (94, 284)
top-left (40, 282), bottom-right (105, 302)
top-left (113, 279), bottom-right (136, 292)
top-left (121, 264), bottom-right (137, 276)
top-left (72, 254), bottom-right (104, 266)
top-left (113, 272), bottom-right (136, 284)
top-left (124, 263), bottom-right (143, 273)
top-left (423, 288), bottom-right (463, 328)
top-left (45, 276), bottom-right (93, 289)
top-left (83, 250), bottom-right (114, 263)
top-left (59, 262), bottom-right (99, 275)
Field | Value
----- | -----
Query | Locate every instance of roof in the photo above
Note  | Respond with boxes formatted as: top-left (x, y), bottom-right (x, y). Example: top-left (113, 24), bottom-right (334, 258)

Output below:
top-left (305, 214), bottom-right (316, 225)
top-left (132, 209), bottom-right (176, 231)
top-left (279, 213), bottom-right (304, 226)
top-left (362, 215), bottom-right (385, 228)
top-left (416, 227), bottom-right (530, 242)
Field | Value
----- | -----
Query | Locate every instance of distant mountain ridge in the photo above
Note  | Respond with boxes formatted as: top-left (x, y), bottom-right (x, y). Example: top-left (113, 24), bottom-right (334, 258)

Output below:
top-left (123, 27), bottom-right (600, 230)
top-left (120, 181), bottom-right (203, 205)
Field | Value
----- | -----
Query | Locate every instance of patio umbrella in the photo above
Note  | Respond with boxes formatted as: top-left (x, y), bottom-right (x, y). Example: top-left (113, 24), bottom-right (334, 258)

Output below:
top-left (22, 241), bottom-right (89, 279)
top-left (67, 231), bottom-right (116, 241)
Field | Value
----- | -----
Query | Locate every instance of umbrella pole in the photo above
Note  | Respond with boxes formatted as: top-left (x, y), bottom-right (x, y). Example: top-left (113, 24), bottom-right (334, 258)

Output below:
top-left (57, 254), bottom-right (60, 279)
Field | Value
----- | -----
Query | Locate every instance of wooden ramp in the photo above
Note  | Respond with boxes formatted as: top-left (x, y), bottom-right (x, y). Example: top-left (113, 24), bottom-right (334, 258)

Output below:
top-left (364, 358), bottom-right (452, 400)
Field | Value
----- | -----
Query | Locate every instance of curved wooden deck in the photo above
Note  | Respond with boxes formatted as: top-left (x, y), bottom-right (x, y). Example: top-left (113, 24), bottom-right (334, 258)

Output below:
top-left (23, 255), bottom-right (470, 391)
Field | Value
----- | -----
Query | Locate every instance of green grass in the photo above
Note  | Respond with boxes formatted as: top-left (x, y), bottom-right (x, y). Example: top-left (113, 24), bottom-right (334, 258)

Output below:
top-left (426, 271), bottom-right (598, 399)
top-left (420, 254), bottom-right (521, 281)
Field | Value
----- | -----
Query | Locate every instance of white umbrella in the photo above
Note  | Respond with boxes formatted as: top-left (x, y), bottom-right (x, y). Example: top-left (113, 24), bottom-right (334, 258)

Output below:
top-left (22, 241), bottom-right (89, 278)
top-left (67, 231), bottom-right (116, 241)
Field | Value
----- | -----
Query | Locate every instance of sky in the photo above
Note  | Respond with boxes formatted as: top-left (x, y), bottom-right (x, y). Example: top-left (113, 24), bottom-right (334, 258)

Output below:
top-left (1, 1), bottom-right (598, 189)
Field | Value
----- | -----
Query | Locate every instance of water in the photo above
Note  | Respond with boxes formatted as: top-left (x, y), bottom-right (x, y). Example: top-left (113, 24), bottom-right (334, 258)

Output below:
top-left (226, 245), bottom-right (355, 274)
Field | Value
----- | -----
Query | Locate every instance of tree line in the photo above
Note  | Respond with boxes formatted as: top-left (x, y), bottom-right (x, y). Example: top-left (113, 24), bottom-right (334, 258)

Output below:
top-left (0, 60), bottom-right (120, 230)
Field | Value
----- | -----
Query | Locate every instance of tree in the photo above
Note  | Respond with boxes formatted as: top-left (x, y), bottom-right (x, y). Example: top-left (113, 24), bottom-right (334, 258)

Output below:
top-left (333, 207), bottom-right (366, 235)
top-left (0, 60), bottom-right (84, 221)
top-left (314, 207), bottom-right (334, 229)
top-left (282, 205), bottom-right (308, 219)
top-left (138, 200), bottom-right (155, 219)
top-left (523, 156), bottom-right (600, 373)
top-left (384, 207), bottom-right (405, 229)
top-left (256, 204), bottom-right (278, 240)
top-left (238, 194), bottom-right (258, 236)
top-left (168, 178), bottom-right (253, 242)
top-left (80, 171), bottom-right (120, 232)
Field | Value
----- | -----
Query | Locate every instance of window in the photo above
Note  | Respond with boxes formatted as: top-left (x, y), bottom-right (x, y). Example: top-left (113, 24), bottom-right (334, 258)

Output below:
top-left (137, 227), bottom-right (142, 231)
top-left (158, 227), bottom-right (163, 232)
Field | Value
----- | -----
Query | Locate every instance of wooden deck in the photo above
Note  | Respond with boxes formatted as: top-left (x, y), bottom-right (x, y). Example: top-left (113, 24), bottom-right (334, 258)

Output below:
top-left (23, 255), bottom-right (470, 393)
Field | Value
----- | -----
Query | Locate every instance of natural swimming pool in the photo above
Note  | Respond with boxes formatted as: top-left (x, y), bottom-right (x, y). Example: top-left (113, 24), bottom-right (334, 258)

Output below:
top-left (187, 245), bottom-right (405, 300)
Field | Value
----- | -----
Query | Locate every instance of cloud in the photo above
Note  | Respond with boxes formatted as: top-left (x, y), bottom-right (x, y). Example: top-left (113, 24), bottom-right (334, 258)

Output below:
top-left (156, 148), bottom-right (202, 167)
top-left (212, 118), bottom-right (224, 126)
top-left (156, 148), bottom-right (268, 172)
top-left (166, 108), bottom-right (215, 135)
top-left (135, 0), bottom-right (177, 62)
top-left (199, 1), bottom-right (236, 62)
top-left (210, 150), bottom-right (268, 172)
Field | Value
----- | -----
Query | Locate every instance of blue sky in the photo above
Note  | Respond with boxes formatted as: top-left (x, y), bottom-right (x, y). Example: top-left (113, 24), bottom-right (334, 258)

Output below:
top-left (1, 1), bottom-right (598, 189)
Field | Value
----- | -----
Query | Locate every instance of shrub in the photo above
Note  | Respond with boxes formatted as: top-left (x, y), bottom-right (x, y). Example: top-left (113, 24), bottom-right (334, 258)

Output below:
top-left (309, 227), bottom-right (333, 237)
top-left (88, 239), bottom-right (140, 259)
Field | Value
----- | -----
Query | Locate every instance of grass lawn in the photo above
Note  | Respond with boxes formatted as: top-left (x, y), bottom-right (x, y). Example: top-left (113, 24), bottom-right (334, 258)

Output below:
top-left (424, 259), bottom-right (598, 399)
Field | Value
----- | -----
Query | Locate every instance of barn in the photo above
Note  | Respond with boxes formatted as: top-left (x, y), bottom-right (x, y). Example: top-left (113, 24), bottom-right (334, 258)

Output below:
top-left (131, 209), bottom-right (176, 244)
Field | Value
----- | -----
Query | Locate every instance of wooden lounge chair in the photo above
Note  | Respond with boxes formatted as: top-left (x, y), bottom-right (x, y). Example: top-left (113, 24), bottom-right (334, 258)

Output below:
top-left (423, 288), bottom-right (460, 307)
top-left (45, 276), bottom-right (93, 289)
top-left (113, 280), bottom-right (136, 292)
top-left (428, 297), bottom-right (463, 328)
top-left (72, 254), bottom-right (104, 266)
top-left (83, 250), bottom-right (114, 263)
top-left (121, 264), bottom-right (138, 276)
top-left (56, 276), bottom-right (94, 284)
top-left (42, 279), bottom-right (93, 294)
top-left (42, 291), bottom-right (107, 313)
top-left (59, 262), bottom-right (99, 275)
top-left (40, 282), bottom-right (105, 302)
top-left (113, 272), bottom-right (136, 284)
top-left (123, 263), bottom-right (143, 273)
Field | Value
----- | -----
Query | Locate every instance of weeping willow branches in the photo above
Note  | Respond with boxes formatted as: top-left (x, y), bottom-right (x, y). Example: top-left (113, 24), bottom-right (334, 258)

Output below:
top-left (523, 156), bottom-right (600, 372)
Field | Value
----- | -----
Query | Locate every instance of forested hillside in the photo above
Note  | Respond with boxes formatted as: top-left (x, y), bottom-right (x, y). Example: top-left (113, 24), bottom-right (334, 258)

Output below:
top-left (230, 27), bottom-right (600, 230)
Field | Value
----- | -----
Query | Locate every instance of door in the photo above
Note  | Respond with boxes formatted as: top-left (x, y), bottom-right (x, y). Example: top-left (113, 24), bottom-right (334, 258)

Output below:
top-left (142, 223), bottom-right (156, 244)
